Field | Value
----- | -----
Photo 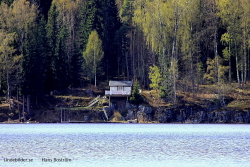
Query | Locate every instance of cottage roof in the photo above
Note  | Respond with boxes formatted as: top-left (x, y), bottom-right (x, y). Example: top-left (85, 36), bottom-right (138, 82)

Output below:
top-left (109, 80), bottom-right (132, 87)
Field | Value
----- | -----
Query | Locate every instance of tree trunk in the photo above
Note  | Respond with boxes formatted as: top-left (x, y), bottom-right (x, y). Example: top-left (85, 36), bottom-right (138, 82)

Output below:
top-left (241, 55), bottom-right (244, 87)
top-left (248, 45), bottom-right (250, 80)
top-left (235, 40), bottom-right (240, 86)
top-left (17, 89), bottom-right (20, 122)
top-left (130, 27), bottom-right (134, 78)
top-left (126, 52), bottom-right (129, 80)
top-left (171, 8), bottom-right (178, 104)
top-left (117, 56), bottom-right (120, 79)
top-left (190, 50), bottom-right (195, 97)
top-left (94, 61), bottom-right (96, 87)
top-left (5, 54), bottom-right (12, 113)
top-left (27, 95), bottom-right (30, 116)
top-left (94, 49), bottom-right (96, 87)
top-left (243, 35), bottom-right (247, 85)
top-left (229, 43), bottom-right (232, 83)
top-left (22, 95), bottom-right (26, 122)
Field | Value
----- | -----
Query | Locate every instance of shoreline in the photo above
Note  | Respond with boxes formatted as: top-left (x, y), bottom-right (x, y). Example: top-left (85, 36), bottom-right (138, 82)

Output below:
top-left (1, 120), bottom-right (249, 124)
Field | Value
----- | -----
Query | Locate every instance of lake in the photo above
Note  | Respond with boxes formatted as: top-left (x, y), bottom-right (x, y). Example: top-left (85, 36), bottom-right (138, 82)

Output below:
top-left (0, 123), bottom-right (250, 167)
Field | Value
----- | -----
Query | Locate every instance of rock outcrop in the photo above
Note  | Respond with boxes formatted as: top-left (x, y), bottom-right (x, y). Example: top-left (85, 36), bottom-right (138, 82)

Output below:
top-left (116, 100), bottom-right (250, 123)
top-left (154, 106), bottom-right (250, 123)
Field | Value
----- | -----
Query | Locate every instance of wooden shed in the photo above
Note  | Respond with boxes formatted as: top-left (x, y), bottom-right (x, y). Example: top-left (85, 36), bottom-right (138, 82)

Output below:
top-left (105, 80), bottom-right (132, 97)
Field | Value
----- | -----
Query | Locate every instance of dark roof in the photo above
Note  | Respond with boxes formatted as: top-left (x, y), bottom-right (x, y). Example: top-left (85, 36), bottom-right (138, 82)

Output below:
top-left (109, 81), bottom-right (132, 87)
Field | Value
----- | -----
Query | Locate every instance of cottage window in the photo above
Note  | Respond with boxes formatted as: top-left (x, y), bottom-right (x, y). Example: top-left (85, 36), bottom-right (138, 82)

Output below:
top-left (117, 87), bottom-right (123, 91)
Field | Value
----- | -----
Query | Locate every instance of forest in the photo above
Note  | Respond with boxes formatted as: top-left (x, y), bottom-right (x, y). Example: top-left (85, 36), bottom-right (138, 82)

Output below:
top-left (0, 0), bottom-right (250, 110)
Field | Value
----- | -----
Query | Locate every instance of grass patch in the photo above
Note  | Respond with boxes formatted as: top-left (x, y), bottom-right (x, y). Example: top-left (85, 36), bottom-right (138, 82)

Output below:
top-left (227, 100), bottom-right (250, 111)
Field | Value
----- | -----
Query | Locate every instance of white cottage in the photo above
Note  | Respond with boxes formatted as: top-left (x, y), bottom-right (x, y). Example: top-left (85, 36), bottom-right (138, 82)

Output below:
top-left (105, 80), bottom-right (132, 97)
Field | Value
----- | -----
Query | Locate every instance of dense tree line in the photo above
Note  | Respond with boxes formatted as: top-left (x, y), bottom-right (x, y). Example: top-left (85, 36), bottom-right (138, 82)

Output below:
top-left (0, 0), bottom-right (120, 98)
top-left (118, 0), bottom-right (250, 103)
top-left (0, 0), bottom-right (250, 110)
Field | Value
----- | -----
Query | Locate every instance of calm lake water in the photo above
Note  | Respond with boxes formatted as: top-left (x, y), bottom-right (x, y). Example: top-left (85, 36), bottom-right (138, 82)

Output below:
top-left (0, 123), bottom-right (250, 167)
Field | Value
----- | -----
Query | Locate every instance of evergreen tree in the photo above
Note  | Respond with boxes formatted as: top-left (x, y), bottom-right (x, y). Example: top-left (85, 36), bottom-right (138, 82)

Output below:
top-left (45, 4), bottom-right (58, 92)
top-left (74, 0), bottom-right (96, 86)
top-left (129, 79), bottom-right (143, 104)
top-left (45, 4), bottom-right (70, 91)
top-left (45, 4), bottom-right (69, 91)
top-left (76, 0), bottom-right (95, 52)
top-left (94, 0), bottom-right (121, 79)
top-left (55, 23), bottom-right (69, 89)
top-left (21, 17), bottom-right (47, 97)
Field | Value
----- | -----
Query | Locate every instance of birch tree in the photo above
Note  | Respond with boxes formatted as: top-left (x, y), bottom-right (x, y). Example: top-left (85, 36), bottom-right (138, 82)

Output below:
top-left (0, 31), bottom-right (21, 111)
top-left (216, 0), bottom-right (243, 87)
top-left (83, 30), bottom-right (104, 87)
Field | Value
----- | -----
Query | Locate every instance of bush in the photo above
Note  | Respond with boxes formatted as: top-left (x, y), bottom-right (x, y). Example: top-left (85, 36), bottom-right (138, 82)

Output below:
top-left (159, 87), bottom-right (167, 98)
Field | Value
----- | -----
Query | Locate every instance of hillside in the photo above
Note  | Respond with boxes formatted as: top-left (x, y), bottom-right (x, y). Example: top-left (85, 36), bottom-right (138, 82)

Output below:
top-left (1, 81), bottom-right (250, 123)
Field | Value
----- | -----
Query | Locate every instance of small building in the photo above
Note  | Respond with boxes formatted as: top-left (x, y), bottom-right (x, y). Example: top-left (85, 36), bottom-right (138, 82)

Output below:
top-left (105, 80), bottom-right (132, 97)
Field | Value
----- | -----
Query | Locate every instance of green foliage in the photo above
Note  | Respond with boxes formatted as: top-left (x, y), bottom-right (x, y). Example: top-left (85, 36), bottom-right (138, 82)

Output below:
top-left (220, 33), bottom-right (232, 46)
top-left (0, 30), bottom-right (20, 99)
top-left (45, 4), bottom-right (70, 91)
top-left (129, 80), bottom-right (143, 104)
top-left (44, 4), bottom-right (59, 91)
top-left (203, 56), bottom-right (229, 84)
top-left (149, 65), bottom-right (162, 91)
top-left (94, 0), bottom-right (121, 78)
top-left (203, 58), bottom-right (216, 84)
top-left (218, 65), bottom-right (229, 83)
top-left (76, 0), bottom-right (95, 52)
top-left (159, 87), bottom-right (167, 98)
top-left (222, 47), bottom-right (230, 61)
top-left (1, 0), bottom-right (250, 105)
top-left (83, 30), bottom-right (104, 86)
top-left (21, 17), bottom-right (47, 95)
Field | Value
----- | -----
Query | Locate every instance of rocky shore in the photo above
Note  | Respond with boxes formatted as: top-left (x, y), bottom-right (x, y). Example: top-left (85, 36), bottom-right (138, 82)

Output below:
top-left (100, 100), bottom-right (250, 124)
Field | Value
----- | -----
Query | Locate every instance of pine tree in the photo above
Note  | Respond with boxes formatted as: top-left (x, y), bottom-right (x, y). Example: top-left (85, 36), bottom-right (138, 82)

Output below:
top-left (129, 79), bottom-right (143, 104)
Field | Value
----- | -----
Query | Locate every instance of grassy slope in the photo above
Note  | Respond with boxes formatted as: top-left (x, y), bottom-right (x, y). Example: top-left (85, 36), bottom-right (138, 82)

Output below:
top-left (141, 82), bottom-right (250, 112)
